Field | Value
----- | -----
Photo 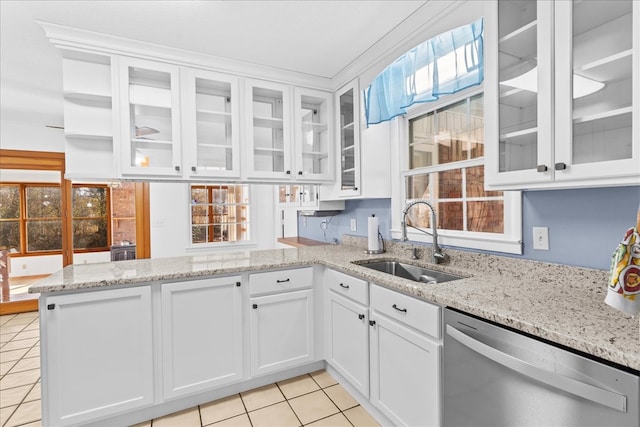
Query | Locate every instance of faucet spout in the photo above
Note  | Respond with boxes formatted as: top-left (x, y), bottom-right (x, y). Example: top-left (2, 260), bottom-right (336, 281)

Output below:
top-left (401, 200), bottom-right (447, 264)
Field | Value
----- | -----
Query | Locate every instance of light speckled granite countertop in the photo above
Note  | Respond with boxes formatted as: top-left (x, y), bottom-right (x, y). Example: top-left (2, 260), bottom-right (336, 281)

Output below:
top-left (29, 237), bottom-right (639, 372)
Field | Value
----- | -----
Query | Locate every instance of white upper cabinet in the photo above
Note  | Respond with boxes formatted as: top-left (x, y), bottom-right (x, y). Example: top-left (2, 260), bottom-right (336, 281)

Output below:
top-left (246, 79), bottom-right (293, 180)
top-left (116, 56), bottom-right (183, 177)
top-left (335, 79), bottom-right (362, 196)
top-left (181, 68), bottom-right (241, 178)
top-left (293, 87), bottom-right (334, 181)
top-left (485, 0), bottom-right (640, 190)
top-left (245, 80), bottom-right (334, 182)
top-left (62, 53), bottom-right (117, 180)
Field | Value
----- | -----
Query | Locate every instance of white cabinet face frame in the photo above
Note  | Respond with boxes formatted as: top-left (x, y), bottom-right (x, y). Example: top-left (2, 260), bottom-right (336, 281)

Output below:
top-left (161, 276), bottom-right (243, 399)
top-left (293, 87), bottom-right (334, 182)
top-left (117, 56), bottom-right (183, 177)
top-left (245, 79), bottom-right (293, 180)
top-left (369, 312), bottom-right (441, 427)
top-left (41, 287), bottom-right (153, 426)
top-left (249, 288), bottom-right (314, 376)
top-left (181, 68), bottom-right (241, 179)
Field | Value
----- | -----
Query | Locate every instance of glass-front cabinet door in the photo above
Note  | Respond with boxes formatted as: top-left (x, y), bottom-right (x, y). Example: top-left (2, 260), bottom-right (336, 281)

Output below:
top-left (335, 80), bottom-right (361, 196)
top-left (554, 0), bottom-right (638, 183)
top-left (485, 0), bottom-right (554, 188)
top-left (117, 57), bottom-right (182, 177)
top-left (246, 79), bottom-right (292, 180)
top-left (486, 0), bottom-right (639, 189)
top-left (293, 88), bottom-right (333, 182)
top-left (182, 68), bottom-right (240, 178)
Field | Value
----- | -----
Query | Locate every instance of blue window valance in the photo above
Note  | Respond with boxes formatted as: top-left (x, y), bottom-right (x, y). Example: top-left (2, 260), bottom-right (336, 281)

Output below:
top-left (364, 18), bottom-right (484, 126)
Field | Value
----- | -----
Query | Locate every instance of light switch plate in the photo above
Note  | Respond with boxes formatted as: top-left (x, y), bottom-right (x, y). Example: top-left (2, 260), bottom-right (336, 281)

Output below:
top-left (533, 227), bottom-right (549, 250)
top-left (350, 218), bottom-right (357, 232)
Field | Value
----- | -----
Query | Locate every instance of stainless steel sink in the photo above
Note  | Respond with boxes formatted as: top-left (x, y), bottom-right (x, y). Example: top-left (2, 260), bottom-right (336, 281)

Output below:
top-left (356, 260), bottom-right (464, 284)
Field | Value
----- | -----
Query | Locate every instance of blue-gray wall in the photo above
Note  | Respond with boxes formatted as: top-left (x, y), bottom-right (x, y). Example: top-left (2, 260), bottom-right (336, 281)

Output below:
top-left (298, 186), bottom-right (640, 270)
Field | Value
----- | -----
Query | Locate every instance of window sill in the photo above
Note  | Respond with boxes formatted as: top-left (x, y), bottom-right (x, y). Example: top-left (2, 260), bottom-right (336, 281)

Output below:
top-left (390, 229), bottom-right (523, 255)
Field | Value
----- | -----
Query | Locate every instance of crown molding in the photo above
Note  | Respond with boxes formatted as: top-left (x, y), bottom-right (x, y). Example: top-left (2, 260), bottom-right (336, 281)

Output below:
top-left (37, 20), bottom-right (334, 91)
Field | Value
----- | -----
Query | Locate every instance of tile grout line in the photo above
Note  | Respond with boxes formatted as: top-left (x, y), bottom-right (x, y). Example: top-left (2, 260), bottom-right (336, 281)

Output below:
top-left (275, 378), bottom-right (304, 427)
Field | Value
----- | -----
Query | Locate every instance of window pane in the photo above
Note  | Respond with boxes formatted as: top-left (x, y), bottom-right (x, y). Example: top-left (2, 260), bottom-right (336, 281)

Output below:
top-left (26, 186), bottom-right (61, 218)
top-left (73, 187), bottom-right (107, 218)
top-left (468, 93), bottom-right (484, 159)
top-left (73, 219), bottom-right (108, 249)
top-left (192, 225), bottom-right (207, 244)
top-left (0, 221), bottom-right (20, 251)
top-left (468, 201), bottom-right (504, 233)
top-left (438, 201), bottom-right (463, 230)
top-left (436, 170), bottom-right (462, 199)
top-left (27, 220), bottom-right (62, 252)
top-left (466, 166), bottom-right (503, 198)
top-left (409, 112), bottom-right (435, 168)
top-left (407, 174), bottom-right (431, 200)
top-left (191, 187), bottom-right (208, 204)
top-left (0, 186), bottom-right (20, 219)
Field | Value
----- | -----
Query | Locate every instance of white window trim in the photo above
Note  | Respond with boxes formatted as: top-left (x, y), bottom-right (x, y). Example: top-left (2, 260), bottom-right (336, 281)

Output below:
top-left (187, 184), bottom-right (255, 249)
top-left (389, 86), bottom-right (523, 254)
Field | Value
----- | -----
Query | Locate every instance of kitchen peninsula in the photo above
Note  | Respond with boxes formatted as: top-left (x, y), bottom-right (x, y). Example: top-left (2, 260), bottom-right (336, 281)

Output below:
top-left (30, 237), bottom-right (639, 426)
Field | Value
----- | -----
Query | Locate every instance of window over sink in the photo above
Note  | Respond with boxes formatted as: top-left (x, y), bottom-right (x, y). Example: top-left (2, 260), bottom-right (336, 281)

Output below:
top-left (395, 89), bottom-right (523, 254)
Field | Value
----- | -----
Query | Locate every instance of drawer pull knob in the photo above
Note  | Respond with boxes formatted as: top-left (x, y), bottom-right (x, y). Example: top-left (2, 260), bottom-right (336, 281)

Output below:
top-left (392, 304), bottom-right (407, 313)
top-left (369, 320), bottom-right (376, 326)
top-left (236, 282), bottom-right (241, 287)
top-left (358, 314), bottom-right (365, 320)
top-left (252, 304), bottom-right (258, 309)
top-left (276, 278), bottom-right (290, 283)
top-left (339, 283), bottom-right (350, 289)
top-left (555, 162), bottom-right (567, 171)
top-left (536, 165), bottom-right (548, 172)
top-left (191, 166), bottom-right (196, 172)
top-left (47, 303), bottom-right (55, 310)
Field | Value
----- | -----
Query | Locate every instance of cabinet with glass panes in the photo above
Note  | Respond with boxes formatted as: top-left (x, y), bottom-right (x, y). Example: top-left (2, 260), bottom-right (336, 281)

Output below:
top-left (117, 56), bottom-right (182, 177)
top-left (182, 68), bottom-right (240, 178)
top-left (485, 0), bottom-right (639, 189)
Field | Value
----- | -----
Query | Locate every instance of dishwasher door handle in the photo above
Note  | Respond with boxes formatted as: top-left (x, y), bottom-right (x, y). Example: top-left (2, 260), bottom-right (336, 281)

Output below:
top-left (446, 324), bottom-right (627, 413)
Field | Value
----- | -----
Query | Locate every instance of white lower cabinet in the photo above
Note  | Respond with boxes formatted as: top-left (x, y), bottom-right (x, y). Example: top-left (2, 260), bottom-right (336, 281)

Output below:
top-left (250, 289), bottom-right (314, 376)
top-left (325, 271), bottom-right (442, 427)
top-left (249, 284), bottom-right (314, 376)
top-left (370, 312), bottom-right (441, 427)
top-left (325, 269), bottom-right (370, 397)
top-left (369, 284), bottom-right (442, 427)
top-left (161, 276), bottom-right (243, 399)
top-left (41, 287), bottom-right (153, 426)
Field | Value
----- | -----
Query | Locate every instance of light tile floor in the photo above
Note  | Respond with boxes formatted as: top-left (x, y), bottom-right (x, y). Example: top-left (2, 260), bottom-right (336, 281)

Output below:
top-left (0, 312), bottom-right (380, 427)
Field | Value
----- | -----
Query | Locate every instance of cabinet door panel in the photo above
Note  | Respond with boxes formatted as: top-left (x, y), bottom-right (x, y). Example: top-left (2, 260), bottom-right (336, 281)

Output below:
top-left (161, 276), bottom-right (243, 399)
top-left (43, 287), bottom-right (153, 426)
top-left (117, 56), bottom-right (182, 177)
top-left (326, 291), bottom-right (369, 397)
top-left (370, 314), bottom-right (441, 427)
top-left (250, 289), bottom-right (314, 376)
top-left (182, 68), bottom-right (241, 178)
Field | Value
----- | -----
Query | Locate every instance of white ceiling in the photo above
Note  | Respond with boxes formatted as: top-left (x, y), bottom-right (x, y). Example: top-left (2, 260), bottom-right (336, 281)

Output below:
top-left (0, 0), bottom-right (427, 129)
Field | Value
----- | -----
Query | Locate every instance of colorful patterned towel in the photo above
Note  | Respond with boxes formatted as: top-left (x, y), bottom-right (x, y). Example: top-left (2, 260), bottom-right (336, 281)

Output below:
top-left (605, 225), bottom-right (640, 315)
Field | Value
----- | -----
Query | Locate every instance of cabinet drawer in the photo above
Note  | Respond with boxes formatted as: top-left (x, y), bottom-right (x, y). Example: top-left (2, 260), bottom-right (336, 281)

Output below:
top-left (370, 284), bottom-right (441, 339)
top-left (249, 267), bottom-right (313, 296)
top-left (325, 269), bottom-right (368, 305)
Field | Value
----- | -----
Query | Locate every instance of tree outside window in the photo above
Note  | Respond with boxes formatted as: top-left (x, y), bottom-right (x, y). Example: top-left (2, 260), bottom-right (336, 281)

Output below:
top-left (72, 186), bottom-right (110, 251)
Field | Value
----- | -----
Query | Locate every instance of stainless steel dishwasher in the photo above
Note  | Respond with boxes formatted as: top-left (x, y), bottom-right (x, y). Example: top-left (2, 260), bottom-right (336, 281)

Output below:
top-left (443, 308), bottom-right (639, 427)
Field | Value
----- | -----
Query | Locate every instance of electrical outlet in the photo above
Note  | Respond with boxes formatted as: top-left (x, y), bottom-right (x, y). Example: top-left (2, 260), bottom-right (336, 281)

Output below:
top-left (303, 217), bottom-right (307, 227)
top-left (21, 264), bottom-right (27, 270)
top-left (533, 227), bottom-right (549, 250)
top-left (350, 218), bottom-right (357, 232)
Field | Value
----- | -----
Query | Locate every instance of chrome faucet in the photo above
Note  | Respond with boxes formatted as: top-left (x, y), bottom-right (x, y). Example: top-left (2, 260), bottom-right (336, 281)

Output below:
top-left (401, 200), bottom-right (447, 264)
